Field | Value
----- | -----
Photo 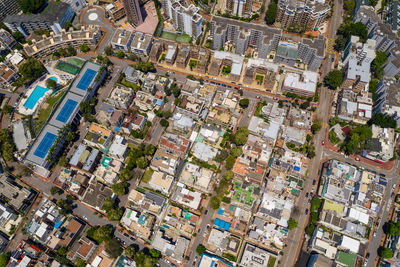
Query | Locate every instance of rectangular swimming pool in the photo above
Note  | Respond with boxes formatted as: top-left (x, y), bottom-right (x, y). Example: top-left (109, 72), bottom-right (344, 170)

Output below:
top-left (24, 85), bottom-right (49, 110)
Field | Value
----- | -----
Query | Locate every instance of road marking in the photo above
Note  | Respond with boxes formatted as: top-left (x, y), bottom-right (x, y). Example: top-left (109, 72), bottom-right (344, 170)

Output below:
top-left (326, 38), bottom-right (335, 55)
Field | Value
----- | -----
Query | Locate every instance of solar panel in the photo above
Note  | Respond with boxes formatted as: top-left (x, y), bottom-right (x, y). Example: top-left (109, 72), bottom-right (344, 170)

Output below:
top-left (56, 99), bottom-right (78, 123)
top-left (33, 132), bottom-right (57, 159)
top-left (76, 69), bottom-right (97, 90)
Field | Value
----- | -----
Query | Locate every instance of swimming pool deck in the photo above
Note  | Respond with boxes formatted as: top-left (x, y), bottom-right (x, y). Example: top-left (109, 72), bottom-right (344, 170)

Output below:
top-left (17, 75), bottom-right (62, 116)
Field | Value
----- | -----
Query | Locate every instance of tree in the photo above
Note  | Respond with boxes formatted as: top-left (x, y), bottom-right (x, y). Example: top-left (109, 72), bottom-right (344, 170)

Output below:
top-left (149, 249), bottom-right (160, 258)
top-left (2, 105), bottom-right (13, 114)
top-left (119, 168), bottom-right (132, 181)
top-left (18, 0), bottom-right (45, 14)
top-left (225, 155), bottom-right (236, 170)
top-left (265, 2), bottom-right (278, 24)
top-left (369, 113), bottom-right (397, 128)
top-left (112, 182), bottom-right (127, 196)
top-left (239, 98), bottom-right (249, 108)
top-left (105, 239), bottom-right (123, 258)
top-left (368, 0), bottom-right (378, 6)
top-left (67, 46), bottom-right (76, 56)
top-left (80, 44), bottom-right (90, 52)
top-left (371, 51), bottom-right (388, 79)
top-left (343, 0), bottom-right (355, 14)
top-left (12, 31), bottom-right (25, 43)
top-left (50, 186), bottom-right (63, 195)
top-left (66, 131), bottom-right (75, 142)
top-left (196, 244), bottom-right (206, 255)
top-left (329, 130), bottom-right (339, 145)
top-left (102, 197), bottom-right (115, 212)
top-left (324, 70), bottom-right (343, 89)
top-left (144, 144), bottom-right (156, 155)
top-left (160, 119), bottom-right (169, 128)
top-left (56, 199), bottom-right (73, 215)
top-left (287, 218), bottom-right (298, 230)
top-left (134, 62), bottom-right (155, 73)
top-left (311, 120), bottom-right (322, 134)
top-left (19, 58), bottom-right (46, 80)
top-left (134, 251), bottom-right (158, 267)
top-left (0, 253), bottom-right (10, 267)
top-left (46, 78), bottom-right (57, 89)
top-left (116, 51), bottom-right (125, 59)
top-left (209, 196), bottom-right (221, 210)
top-left (104, 46), bottom-right (113, 56)
top-left (386, 221), bottom-right (400, 236)
top-left (125, 246), bottom-right (136, 259)
top-left (93, 225), bottom-right (113, 243)
top-left (378, 247), bottom-right (393, 259)
top-left (75, 258), bottom-right (86, 267)
top-left (232, 127), bottom-right (249, 145)
top-left (136, 157), bottom-right (148, 169)
top-left (58, 156), bottom-right (68, 167)
top-left (230, 147), bottom-right (243, 158)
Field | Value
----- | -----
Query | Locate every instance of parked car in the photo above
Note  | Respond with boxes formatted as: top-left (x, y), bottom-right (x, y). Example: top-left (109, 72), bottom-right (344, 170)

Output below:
top-left (305, 209), bottom-right (309, 215)
top-left (305, 192), bottom-right (309, 198)
top-left (312, 179), bottom-right (316, 185)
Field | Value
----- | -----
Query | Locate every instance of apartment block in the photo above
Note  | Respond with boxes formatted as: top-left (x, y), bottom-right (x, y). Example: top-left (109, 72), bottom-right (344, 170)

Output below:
top-left (374, 77), bottom-right (400, 126)
top-left (131, 32), bottom-right (153, 56)
top-left (276, 0), bottom-right (330, 31)
top-left (23, 26), bottom-right (101, 59)
top-left (0, 0), bottom-right (20, 22)
top-left (164, 0), bottom-right (202, 38)
top-left (226, 0), bottom-right (252, 17)
top-left (111, 29), bottom-right (133, 51)
top-left (122, 0), bottom-right (143, 26)
top-left (4, 2), bottom-right (75, 36)
top-left (341, 36), bottom-right (376, 92)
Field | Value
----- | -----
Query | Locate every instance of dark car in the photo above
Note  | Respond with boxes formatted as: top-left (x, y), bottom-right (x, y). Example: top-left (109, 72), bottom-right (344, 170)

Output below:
top-left (305, 209), bottom-right (309, 215)
top-left (312, 179), bottom-right (316, 185)
top-left (305, 192), bottom-right (309, 198)
top-left (366, 253), bottom-right (370, 259)
top-left (205, 209), bottom-right (208, 215)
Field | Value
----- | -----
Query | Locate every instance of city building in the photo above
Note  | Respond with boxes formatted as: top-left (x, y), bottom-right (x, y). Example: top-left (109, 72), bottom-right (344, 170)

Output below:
top-left (240, 243), bottom-right (278, 267)
top-left (0, 29), bottom-right (17, 50)
top-left (341, 36), bottom-right (376, 92)
top-left (226, 0), bottom-right (252, 17)
top-left (163, 0), bottom-right (203, 38)
top-left (23, 26), bottom-right (101, 59)
top-left (374, 77), bottom-right (400, 126)
top-left (0, 0), bottom-right (20, 22)
top-left (151, 231), bottom-right (190, 264)
top-left (150, 148), bottom-right (183, 177)
top-left (147, 171), bottom-right (174, 195)
top-left (122, 0), bottom-right (143, 26)
top-left (276, 0), bottom-right (330, 31)
top-left (107, 85), bottom-right (135, 109)
top-left (171, 186), bottom-right (202, 210)
top-left (0, 63), bottom-right (18, 89)
top-left (281, 71), bottom-right (319, 96)
top-left (159, 133), bottom-right (190, 157)
top-left (4, 2), bottom-right (75, 36)
top-left (61, 0), bottom-right (86, 11)
top-left (179, 162), bottom-right (214, 192)
top-left (0, 175), bottom-right (35, 211)
top-left (210, 16), bottom-right (282, 57)
top-left (366, 124), bottom-right (395, 162)
top-left (131, 32), bottom-right (153, 56)
top-left (111, 29), bottom-right (134, 51)
top-left (81, 179), bottom-right (114, 211)
top-left (107, 1), bottom-right (126, 21)
top-left (384, 0), bottom-right (400, 31)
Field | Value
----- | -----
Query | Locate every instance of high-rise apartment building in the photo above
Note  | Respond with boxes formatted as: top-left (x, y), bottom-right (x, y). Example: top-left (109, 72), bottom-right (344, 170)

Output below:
top-left (341, 36), bottom-right (376, 92)
top-left (122, 0), bottom-right (143, 26)
top-left (0, 0), bottom-right (20, 22)
top-left (163, 0), bottom-right (202, 38)
top-left (226, 0), bottom-right (252, 17)
top-left (4, 2), bottom-right (75, 36)
top-left (276, 0), bottom-right (330, 32)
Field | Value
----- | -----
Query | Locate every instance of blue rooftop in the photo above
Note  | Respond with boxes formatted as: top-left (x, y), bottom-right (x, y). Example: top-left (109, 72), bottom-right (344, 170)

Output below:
top-left (56, 99), bottom-right (78, 123)
top-left (76, 68), bottom-right (96, 90)
top-left (214, 218), bottom-right (231, 231)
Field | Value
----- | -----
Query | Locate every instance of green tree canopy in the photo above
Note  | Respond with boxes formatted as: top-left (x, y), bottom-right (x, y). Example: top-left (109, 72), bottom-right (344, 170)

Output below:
top-left (112, 182), bottom-right (127, 196)
top-left (378, 247), bottom-right (394, 259)
top-left (324, 70), bottom-right (343, 89)
top-left (19, 58), bottom-right (46, 80)
top-left (369, 113), bottom-right (397, 128)
top-left (265, 2), bottom-right (278, 24)
top-left (92, 225), bottom-right (113, 243)
top-left (105, 239), bottom-right (123, 258)
top-left (18, 0), bottom-right (45, 14)
top-left (287, 218), bottom-right (298, 230)
top-left (196, 244), bottom-right (206, 255)
top-left (125, 246), bottom-right (137, 259)
top-left (2, 105), bottom-right (13, 114)
top-left (116, 51), bottom-right (125, 59)
top-left (0, 253), bottom-right (10, 267)
top-left (343, 0), bottom-right (355, 14)
top-left (232, 127), bottom-right (249, 145)
top-left (239, 98), bottom-right (250, 108)
top-left (80, 44), bottom-right (90, 52)
top-left (46, 78), bottom-right (57, 89)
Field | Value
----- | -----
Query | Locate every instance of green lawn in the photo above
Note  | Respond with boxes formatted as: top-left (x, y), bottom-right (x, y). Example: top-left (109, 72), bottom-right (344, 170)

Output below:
top-left (34, 91), bottom-right (64, 134)
top-left (141, 169), bottom-right (154, 183)
top-left (267, 256), bottom-right (276, 267)
top-left (161, 31), bottom-right (192, 43)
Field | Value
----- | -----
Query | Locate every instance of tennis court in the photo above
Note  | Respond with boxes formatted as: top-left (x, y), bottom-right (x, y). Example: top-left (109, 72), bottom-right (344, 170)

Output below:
top-left (65, 57), bottom-right (84, 67)
top-left (77, 69), bottom-right (96, 90)
top-left (33, 132), bottom-right (57, 158)
top-left (56, 99), bottom-right (78, 123)
top-left (55, 61), bottom-right (80, 75)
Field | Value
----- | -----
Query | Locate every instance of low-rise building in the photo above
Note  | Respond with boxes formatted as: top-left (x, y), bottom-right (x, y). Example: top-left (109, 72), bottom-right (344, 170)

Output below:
top-left (159, 132), bottom-right (190, 157)
top-left (171, 186), bottom-right (202, 210)
top-left (240, 243), bottom-right (278, 267)
top-left (111, 29), bottom-right (133, 51)
top-left (179, 162), bottom-right (214, 192)
top-left (120, 209), bottom-right (155, 240)
top-left (94, 156), bottom-right (123, 185)
top-left (0, 63), bottom-right (18, 89)
top-left (148, 171), bottom-right (174, 195)
top-left (282, 71), bottom-right (318, 97)
top-left (366, 125), bottom-right (395, 162)
top-left (165, 44), bottom-right (178, 64)
top-left (67, 236), bottom-right (97, 262)
top-left (0, 174), bottom-right (35, 211)
top-left (151, 148), bottom-right (183, 177)
top-left (81, 178), bottom-right (114, 211)
top-left (69, 144), bottom-right (101, 173)
top-left (84, 123), bottom-right (114, 151)
top-left (151, 231), bottom-right (190, 264)
top-left (108, 85), bottom-right (135, 109)
top-left (131, 32), bottom-right (153, 56)
top-left (127, 189), bottom-right (166, 215)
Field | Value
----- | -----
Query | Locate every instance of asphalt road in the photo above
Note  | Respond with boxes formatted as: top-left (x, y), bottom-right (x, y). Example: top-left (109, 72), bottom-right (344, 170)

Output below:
top-left (280, 1), bottom-right (344, 265)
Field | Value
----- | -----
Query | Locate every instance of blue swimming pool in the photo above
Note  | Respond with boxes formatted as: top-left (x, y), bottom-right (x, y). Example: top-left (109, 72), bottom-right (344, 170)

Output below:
top-left (24, 85), bottom-right (50, 110)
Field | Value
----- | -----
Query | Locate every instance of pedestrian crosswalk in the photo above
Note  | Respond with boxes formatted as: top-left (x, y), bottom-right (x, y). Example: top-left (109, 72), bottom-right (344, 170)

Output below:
top-left (326, 38), bottom-right (335, 54)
